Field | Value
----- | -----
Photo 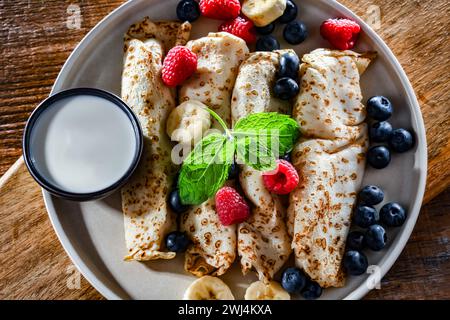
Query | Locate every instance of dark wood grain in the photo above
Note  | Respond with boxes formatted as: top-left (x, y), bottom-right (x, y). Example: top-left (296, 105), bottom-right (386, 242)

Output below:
top-left (0, 0), bottom-right (449, 300)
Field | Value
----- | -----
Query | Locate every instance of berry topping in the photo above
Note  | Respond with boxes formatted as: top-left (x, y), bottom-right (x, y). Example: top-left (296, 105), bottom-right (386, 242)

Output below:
top-left (389, 128), bottom-right (415, 153)
top-left (281, 267), bottom-right (306, 293)
top-left (365, 224), bottom-right (387, 251)
top-left (274, 77), bottom-right (299, 100)
top-left (343, 250), bottom-right (368, 275)
top-left (367, 96), bottom-right (393, 121)
top-left (353, 205), bottom-right (378, 228)
top-left (199, 0), bottom-right (240, 20)
top-left (215, 186), bottom-right (250, 226)
top-left (278, 51), bottom-right (300, 80)
top-left (263, 159), bottom-right (299, 195)
top-left (346, 231), bottom-right (366, 251)
top-left (166, 231), bottom-right (190, 252)
top-left (219, 16), bottom-right (257, 43)
top-left (176, 0), bottom-right (201, 22)
top-left (278, 0), bottom-right (298, 23)
top-left (162, 46), bottom-right (197, 87)
top-left (380, 202), bottom-right (407, 227)
top-left (367, 145), bottom-right (391, 169)
top-left (301, 280), bottom-right (322, 300)
top-left (283, 20), bottom-right (308, 45)
top-left (359, 185), bottom-right (384, 206)
top-left (256, 35), bottom-right (280, 51)
top-left (169, 189), bottom-right (189, 214)
top-left (255, 22), bottom-right (275, 35)
top-left (320, 18), bottom-right (361, 50)
top-left (370, 121), bottom-right (393, 142)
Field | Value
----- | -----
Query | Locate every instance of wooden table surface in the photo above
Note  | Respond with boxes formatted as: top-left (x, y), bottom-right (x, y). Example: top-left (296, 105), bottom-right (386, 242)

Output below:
top-left (0, 0), bottom-right (449, 300)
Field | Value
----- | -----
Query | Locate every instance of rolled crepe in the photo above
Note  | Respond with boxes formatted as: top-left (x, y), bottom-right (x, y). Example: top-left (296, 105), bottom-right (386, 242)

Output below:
top-left (180, 182), bottom-right (237, 276)
top-left (288, 49), bottom-right (375, 287)
top-left (179, 32), bottom-right (249, 126)
top-left (231, 51), bottom-right (293, 282)
top-left (121, 18), bottom-right (191, 261)
top-left (179, 33), bottom-right (249, 276)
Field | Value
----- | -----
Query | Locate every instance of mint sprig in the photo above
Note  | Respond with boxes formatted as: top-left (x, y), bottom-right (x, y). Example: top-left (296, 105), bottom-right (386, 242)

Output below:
top-left (234, 113), bottom-right (300, 156)
top-left (178, 110), bottom-right (300, 205)
top-left (178, 133), bottom-right (235, 205)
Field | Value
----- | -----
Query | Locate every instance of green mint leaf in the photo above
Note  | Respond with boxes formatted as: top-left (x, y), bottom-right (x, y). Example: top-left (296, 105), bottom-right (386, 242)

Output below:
top-left (177, 110), bottom-right (300, 205)
top-left (234, 112), bottom-right (300, 156)
top-left (235, 135), bottom-right (276, 171)
top-left (178, 133), bottom-right (235, 205)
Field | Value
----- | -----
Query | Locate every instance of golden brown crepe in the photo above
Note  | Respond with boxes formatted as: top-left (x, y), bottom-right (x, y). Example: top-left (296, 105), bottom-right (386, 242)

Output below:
top-left (121, 18), bottom-right (191, 261)
top-left (179, 33), bottom-right (249, 276)
top-left (231, 51), bottom-right (293, 282)
top-left (288, 49), bottom-right (375, 287)
top-left (180, 182), bottom-right (237, 277)
top-left (179, 32), bottom-right (249, 127)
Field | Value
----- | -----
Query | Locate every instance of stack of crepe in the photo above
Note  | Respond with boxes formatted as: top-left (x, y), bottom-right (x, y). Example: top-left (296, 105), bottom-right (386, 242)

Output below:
top-left (179, 32), bottom-right (249, 276)
top-left (121, 18), bottom-right (191, 261)
top-left (288, 49), bottom-right (375, 287)
top-left (120, 17), bottom-right (376, 290)
top-left (231, 50), bottom-right (293, 283)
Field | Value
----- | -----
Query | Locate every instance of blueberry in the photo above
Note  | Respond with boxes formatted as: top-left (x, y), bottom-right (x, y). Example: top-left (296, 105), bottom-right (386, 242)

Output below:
top-left (255, 22), bottom-right (275, 35)
top-left (365, 224), bottom-right (387, 251)
top-left (370, 121), bottom-right (393, 142)
top-left (278, 52), bottom-right (300, 80)
top-left (283, 20), bottom-right (308, 45)
top-left (367, 96), bottom-right (393, 121)
top-left (166, 231), bottom-right (190, 252)
top-left (256, 35), bottom-right (280, 51)
top-left (176, 0), bottom-right (200, 22)
top-left (169, 189), bottom-right (189, 214)
top-left (301, 280), bottom-right (322, 300)
top-left (274, 77), bottom-right (299, 100)
top-left (343, 250), bottom-right (368, 275)
top-left (228, 162), bottom-right (239, 180)
top-left (389, 128), bottom-right (415, 153)
top-left (359, 185), bottom-right (384, 206)
top-left (380, 202), bottom-right (407, 227)
top-left (278, 0), bottom-right (298, 23)
top-left (346, 231), bottom-right (366, 251)
top-left (281, 152), bottom-right (291, 162)
top-left (367, 145), bottom-right (391, 169)
top-left (281, 267), bottom-right (306, 293)
top-left (354, 205), bottom-right (378, 228)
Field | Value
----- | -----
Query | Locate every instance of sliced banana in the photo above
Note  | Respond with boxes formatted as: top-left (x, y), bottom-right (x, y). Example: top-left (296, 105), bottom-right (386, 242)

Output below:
top-left (242, 0), bottom-right (287, 27)
top-left (166, 100), bottom-right (211, 146)
top-left (245, 280), bottom-right (290, 300)
top-left (183, 276), bottom-right (235, 300)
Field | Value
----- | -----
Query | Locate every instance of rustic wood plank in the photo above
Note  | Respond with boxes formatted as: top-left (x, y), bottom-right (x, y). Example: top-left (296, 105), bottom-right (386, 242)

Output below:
top-left (0, 158), bottom-right (104, 300)
top-left (0, 0), bottom-right (448, 300)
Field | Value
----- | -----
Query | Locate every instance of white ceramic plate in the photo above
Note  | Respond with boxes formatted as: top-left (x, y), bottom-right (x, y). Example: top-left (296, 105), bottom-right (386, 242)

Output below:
top-left (44, 0), bottom-right (427, 300)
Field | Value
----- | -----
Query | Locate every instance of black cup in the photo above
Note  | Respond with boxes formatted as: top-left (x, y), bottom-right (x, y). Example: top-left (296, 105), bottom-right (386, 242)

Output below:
top-left (23, 88), bottom-right (143, 201)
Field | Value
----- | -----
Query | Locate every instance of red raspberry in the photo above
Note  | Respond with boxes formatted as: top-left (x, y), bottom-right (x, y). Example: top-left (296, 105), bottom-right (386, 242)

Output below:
top-left (320, 18), bottom-right (361, 50)
top-left (162, 46), bottom-right (197, 87)
top-left (219, 16), bottom-right (256, 44)
top-left (262, 160), bottom-right (299, 195)
top-left (199, 0), bottom-right (241, 20)
top-left (215, 186), bottom-right (250, 226)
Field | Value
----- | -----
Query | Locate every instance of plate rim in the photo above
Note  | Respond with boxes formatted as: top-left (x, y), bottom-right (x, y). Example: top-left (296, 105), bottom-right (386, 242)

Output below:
top-left (43, 0), bottom-right (428, 300)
